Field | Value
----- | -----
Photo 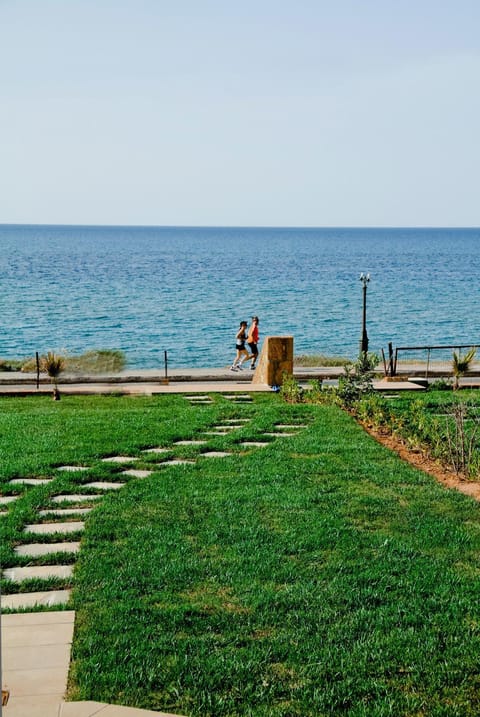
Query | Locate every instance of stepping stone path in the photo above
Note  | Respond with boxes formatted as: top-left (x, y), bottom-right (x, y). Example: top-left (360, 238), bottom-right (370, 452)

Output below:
top-left (142, 447), bottom-right (171, 454)
top-left (2, 415), bottom-right (305, 613)
top-left (52, 494), bottom-right (103, 503)
top-left (263, 432), bottom-right (296, 437)
top-left (158, 459), bottom-right (196, 467)
top-left (1, 408), bottom-right (310, 714)
top-left (120, 469), bottom-right (153, 478)
top-left (1, 589), bottom-right (71, 610)
top-left (0, 495), bottom-right (19, 504)
top-left (102, 455), bottom-right (139, 463)
top-left (83, 481), bottom-right (124, 490)
top-left (275, 424), bottom-right (308, 429)
top-left (39, 507), bottom-right (92, 517)
top-left (3, 565), bottom-right (73, 581)
top-left (56, 465), bottom-right (90, 472)
top-left (223, 394), bottom-right (252, 402)
top-left (15, 542), bottom-right (81, 557)
top-left (8, 478), bottom-right (52, 486)
top-left (203, 430), bottom-right (231, 435)
top-left (25, 521), bottom-right (85, 535)
top-left (0, 495), bottom-right (18, 515)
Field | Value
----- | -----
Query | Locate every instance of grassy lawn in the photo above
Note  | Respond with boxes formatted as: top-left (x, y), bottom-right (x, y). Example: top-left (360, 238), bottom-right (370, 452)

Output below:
top-left (2, 394), bottom-right (480, 715)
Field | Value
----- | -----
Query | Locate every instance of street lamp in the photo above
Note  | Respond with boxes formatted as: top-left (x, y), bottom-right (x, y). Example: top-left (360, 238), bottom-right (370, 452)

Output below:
top-left (359, 273), bottom-right (370, 355)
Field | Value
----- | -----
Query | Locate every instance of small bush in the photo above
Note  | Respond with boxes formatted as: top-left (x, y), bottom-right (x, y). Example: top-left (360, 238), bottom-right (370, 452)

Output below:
top-left (336, 353), bottom-right (379, 408)
top-left (279, 373), bottom-right (304, 403)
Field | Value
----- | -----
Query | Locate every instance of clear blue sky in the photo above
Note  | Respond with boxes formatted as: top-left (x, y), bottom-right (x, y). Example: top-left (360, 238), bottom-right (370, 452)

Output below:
top-left (1, 1), bottom-right (479, 227)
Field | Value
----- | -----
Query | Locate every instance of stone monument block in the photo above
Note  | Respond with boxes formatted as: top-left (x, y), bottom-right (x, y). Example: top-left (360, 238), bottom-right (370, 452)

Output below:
top-left (252, 336), bottom-right (294, 386)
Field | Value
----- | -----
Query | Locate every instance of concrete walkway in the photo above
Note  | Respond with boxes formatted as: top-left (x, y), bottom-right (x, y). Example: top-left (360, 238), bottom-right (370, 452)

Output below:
top-left (0, 364), bottom-right (472, 396)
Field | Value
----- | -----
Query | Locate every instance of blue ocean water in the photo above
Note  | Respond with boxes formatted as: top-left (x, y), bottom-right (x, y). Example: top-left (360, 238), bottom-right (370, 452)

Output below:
top-left (0, 224), bottom-right (479, 369)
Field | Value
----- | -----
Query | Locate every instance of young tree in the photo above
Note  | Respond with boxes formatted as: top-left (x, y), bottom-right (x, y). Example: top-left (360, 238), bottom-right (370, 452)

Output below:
top-left (42, 351), bottom-right (65, 400)
top-left (452, 347), bottom-right (476, 390)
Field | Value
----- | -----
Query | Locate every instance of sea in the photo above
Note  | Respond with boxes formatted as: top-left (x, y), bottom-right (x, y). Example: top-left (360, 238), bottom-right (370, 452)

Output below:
top-left (0, 224), bottom-right (479, 369)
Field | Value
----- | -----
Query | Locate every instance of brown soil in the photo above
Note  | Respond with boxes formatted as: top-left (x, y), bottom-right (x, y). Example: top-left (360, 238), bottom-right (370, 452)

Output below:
top-left (360, 422), bottom-right (480, 502)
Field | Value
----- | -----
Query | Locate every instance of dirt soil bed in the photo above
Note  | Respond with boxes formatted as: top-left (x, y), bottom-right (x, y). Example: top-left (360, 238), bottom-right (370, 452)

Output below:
top-left (362, 423), bottom-right (480, 502)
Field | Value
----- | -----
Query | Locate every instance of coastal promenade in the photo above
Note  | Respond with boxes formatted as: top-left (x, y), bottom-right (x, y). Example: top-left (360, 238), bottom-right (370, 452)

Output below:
top-left (0, 362), bottom-right (477, 396)
top-left (0, 366), bottom-right (336, 396)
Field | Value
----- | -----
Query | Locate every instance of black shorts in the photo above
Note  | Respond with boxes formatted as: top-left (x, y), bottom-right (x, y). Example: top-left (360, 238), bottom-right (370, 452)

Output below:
top-left (248, 342), bottom-right (258, 356)
top-left (236, 342), bottom-right (246, 350)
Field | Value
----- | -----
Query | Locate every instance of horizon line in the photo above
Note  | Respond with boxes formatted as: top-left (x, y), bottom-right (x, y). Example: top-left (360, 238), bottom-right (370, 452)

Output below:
top-left (1, 222), bottom-right (480, 231)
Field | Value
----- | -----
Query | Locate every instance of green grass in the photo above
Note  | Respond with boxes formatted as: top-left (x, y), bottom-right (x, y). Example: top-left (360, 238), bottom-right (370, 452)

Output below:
top-left (294, 354), bottom-right (350, 367)
top-left (2, 395), bottom-right (480, 715)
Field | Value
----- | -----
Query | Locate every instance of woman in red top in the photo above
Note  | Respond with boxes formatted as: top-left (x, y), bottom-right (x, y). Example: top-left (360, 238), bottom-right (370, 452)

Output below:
top-left (247, 316), bottom-right (259, 369)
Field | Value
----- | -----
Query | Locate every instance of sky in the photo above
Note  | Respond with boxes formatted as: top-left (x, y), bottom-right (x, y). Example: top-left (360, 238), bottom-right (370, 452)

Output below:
top-left (1, 1), bottom-right (479, 227)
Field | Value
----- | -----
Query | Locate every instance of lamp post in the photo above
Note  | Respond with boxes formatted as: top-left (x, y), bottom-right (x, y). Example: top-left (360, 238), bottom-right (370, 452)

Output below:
top-left (359, 273), bottom-right (370, 355)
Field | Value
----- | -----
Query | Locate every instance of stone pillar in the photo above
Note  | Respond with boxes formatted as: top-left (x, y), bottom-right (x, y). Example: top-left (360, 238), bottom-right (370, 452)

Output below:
top-left (252, 336), bottom-right (294, 386)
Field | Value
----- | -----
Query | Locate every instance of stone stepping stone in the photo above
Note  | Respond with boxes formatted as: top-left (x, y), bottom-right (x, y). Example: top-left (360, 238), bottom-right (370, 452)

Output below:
top-left (120, 469), bottom-right (153, 478)
top-left (39, 507), bottom-right (92, 517)
top-left (224, 395), bottom-right (252, 400)
top-left (223, 418), bottom-right (250, 423)
top-left (275, 424), bottom-right (307, 429)
top-left (1, 589), bottom-right (71, 609)
top-left (83, 481), bottom-right (124, 490)
top-left (0, 495), bottom-right (18, 504)
top-left (24, 521), bottom-right (85, 535)
top-left (8, 478), bottom-right (52, 486)
top-left (263, 432), bottom-right (296, 437)
top-left (203, 430), bottom-right (231, 435)
top-left (3, 565), bottom-right (73, 581)
top-left (15, 542), bottom-right (81, 557)
top-left (56, 465), bottom-right (90, 472)
top-left (212, 425), bottom-right (237, 431)
top-left (142, 447), bottom-right (171, 454)
top-left (101, 455), bottom-right (139, 463)
top-left (158, 459), bottom-right (196, 467)
top-left (0, 510), bottom-right (7, 517)
top-left (174, 440), bottom-right (207, 445)
top-left (52, 494), bottom-right (103, 503)
top-left (201, 451), bottom-right (233, 458)
top-left (240, 441), bottom-right (270, 448)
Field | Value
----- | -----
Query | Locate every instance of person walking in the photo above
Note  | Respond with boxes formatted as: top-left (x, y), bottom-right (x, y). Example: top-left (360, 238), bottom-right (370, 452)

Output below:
top-left (247, 315), bottom-right (260, 369)
top-left (230, 320), bottom-right (249, 371)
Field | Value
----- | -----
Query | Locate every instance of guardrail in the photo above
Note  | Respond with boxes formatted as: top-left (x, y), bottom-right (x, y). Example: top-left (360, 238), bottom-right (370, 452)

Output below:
top-left (382, 343), bottom-right (479, 378)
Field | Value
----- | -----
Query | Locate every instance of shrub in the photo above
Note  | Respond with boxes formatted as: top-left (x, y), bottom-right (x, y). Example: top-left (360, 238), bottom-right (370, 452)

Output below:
top-left (452, 347), bottom-right (476, 390)
top-left (279, 373), bottom-right (304, 403)
top-left (444, 401), bottom-right (480, 478)
top-left (336, 353), bottom-right (379, 408)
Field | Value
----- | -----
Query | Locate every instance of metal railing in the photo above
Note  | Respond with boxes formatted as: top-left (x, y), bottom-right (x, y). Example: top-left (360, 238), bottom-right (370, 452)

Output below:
top-left (382, 343), bottom-right (479, 378)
